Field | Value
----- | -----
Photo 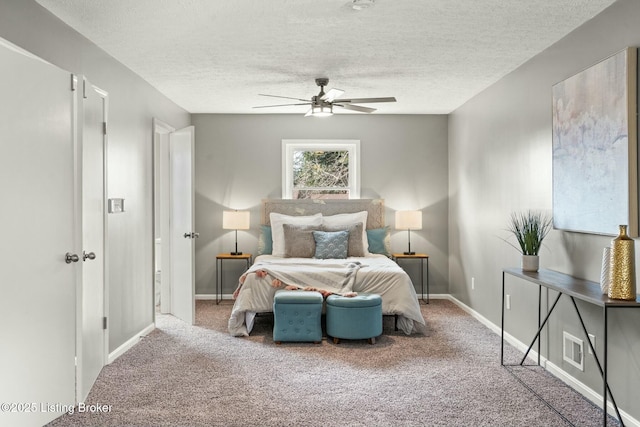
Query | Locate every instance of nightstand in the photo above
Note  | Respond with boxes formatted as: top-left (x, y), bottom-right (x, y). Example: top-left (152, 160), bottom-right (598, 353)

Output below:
top-left (216, 253), bottom-right (252, 304)
top-left (392, 253), bottom-right (429, 303)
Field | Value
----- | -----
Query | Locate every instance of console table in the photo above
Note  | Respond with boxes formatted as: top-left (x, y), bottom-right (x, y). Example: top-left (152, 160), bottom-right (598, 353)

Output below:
top-left (501, 268), bottom-right (640, 427)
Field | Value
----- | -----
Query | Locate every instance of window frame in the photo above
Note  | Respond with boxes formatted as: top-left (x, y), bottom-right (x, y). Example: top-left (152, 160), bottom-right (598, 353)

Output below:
top-left (282, 139), bottom-right (360, 199)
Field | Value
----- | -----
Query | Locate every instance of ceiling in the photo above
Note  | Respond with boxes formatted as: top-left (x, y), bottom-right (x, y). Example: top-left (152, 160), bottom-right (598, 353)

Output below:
top-left (36, 0), bottom-right (615, 114)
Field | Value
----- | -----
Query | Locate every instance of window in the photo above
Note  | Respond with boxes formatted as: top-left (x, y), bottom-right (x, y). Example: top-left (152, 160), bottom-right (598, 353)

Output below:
top-left (282, 140), bottom-right (360, 199)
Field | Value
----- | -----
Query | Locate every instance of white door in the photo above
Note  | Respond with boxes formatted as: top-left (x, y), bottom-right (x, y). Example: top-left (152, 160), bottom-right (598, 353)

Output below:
top-left (170, 126), bottom-right (196, 324)
top-left (153, 119), bottom-right (173, 314)
top-left (0, 41), bottom-right (77, 427)
top-left (78, 79), bottom-right (107, 402)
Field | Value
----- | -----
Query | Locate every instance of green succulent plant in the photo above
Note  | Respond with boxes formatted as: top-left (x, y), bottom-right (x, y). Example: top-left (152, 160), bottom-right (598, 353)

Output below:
top-left (506, 210), bottom-right (552, 256)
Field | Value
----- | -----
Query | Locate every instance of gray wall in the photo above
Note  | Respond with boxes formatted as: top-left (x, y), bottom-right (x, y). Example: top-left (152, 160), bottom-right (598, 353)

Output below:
top-left (449, 0), bottom-right (640, 420)
top-left (0, 0), bottom-right (191, 352)
top-left (192, 114), bottom-right (449, 297)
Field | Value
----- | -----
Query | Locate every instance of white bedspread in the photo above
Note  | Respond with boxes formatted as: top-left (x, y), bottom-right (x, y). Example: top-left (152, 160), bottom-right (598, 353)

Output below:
top-left (228, 254), bottom-right (426, 337)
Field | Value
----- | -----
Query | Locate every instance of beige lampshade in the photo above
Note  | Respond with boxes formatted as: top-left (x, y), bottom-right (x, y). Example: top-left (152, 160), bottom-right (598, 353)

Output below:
top-left (395, 210), bottom-right (422, 230)
top-left (222, 210), bottom-right (250, 230)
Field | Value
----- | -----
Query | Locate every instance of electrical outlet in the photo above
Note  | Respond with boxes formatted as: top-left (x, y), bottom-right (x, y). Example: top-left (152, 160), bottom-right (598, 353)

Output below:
top-left (471, 277), bottom-right (475, 290)
top-left (588, 334), bottom-right (596, 355)
top-left (506, 294), bottom-right (511, 310)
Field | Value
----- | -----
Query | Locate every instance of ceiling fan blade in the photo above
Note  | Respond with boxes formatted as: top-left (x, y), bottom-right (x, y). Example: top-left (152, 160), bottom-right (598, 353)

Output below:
top-left (333, 97), bottom-right (396, 104)
top-left (335, 103), bottom-right (376, 113)
top-left (253, 102), bottom-right (311, 109)
top-left (320, 88), bottom-right (345, 102)
top-left (259, 94), bottom-right (310, 102)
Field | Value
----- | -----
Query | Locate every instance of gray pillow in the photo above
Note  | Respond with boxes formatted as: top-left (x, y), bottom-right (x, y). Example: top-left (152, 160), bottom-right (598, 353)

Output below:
top-left (322, 222), bottom-right (365, 257)
top-left (283, 224), bottom-right (318, 258)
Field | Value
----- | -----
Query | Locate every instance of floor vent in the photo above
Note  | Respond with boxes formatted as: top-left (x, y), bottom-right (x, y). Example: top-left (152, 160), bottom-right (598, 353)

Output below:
top-left (563, 331), bottom-right (584, 371)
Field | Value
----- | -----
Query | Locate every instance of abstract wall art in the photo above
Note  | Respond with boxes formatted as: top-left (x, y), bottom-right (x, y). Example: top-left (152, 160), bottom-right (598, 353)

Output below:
top-left (552, 47), bottom-right (638, 236)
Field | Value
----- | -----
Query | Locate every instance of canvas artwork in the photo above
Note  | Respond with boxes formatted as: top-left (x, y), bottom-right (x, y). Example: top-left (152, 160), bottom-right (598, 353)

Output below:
top-left (552, 48), bottom-right (637, 236)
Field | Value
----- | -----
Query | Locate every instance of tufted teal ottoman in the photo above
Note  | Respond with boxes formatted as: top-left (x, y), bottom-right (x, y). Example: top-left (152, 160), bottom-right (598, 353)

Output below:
top-left (326, 293), bottom-right (383, 344)
top-left (273, 290), bottom-right (323, 344)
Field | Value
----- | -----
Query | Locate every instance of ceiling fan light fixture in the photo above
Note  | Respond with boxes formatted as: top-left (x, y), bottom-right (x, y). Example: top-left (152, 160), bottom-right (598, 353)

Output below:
top-left (309, 104), bottom-right (333, 117)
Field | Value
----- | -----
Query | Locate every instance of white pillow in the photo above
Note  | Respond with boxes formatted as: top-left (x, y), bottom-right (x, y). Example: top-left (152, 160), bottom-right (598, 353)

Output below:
top-left (322, 211), bottom-right (369, 256)
top-left (270, 212), bottom-right (322, 257)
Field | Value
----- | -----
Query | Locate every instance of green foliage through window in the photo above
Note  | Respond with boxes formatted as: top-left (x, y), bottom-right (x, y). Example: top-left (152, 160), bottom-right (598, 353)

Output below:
top-left (292, 150), bottom-right (349, 199)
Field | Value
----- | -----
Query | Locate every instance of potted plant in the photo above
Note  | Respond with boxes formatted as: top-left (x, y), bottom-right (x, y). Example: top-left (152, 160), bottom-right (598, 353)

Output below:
top-left (506, 210), bottom-right (552, 271)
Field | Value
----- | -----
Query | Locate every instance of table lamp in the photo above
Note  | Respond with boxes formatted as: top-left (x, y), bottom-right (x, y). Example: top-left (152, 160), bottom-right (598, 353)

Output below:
top-left (395, 210), bottom-right (422, 255)
top-left (222, 210), bottom-right (250, 255)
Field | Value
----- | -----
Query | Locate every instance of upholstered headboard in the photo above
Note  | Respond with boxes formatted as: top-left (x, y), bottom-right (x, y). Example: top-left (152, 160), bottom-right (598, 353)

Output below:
top-left (262, 199), bottom-right (385, 229)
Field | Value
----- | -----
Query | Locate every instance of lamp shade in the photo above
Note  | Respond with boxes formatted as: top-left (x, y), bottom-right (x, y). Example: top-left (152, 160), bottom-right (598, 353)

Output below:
top-left (222, 210), bottom-right (250, 230)
top-left (395, 210), bottom-right (422, 230)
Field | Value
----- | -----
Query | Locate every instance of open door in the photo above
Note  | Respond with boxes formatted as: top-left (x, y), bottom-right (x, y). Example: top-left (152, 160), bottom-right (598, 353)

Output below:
top-left (153, 119), bottom-right (173, 314)
top-left (169, 126), bottom-right (196, 324)
top-left (77, 78), bottom-right (107, 402)
top-left (0, 39), bottom-right (77, 427)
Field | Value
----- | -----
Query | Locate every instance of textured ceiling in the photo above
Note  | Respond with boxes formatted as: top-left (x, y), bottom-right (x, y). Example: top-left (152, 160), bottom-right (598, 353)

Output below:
top-left (36, 0), bottom-right (615, 114)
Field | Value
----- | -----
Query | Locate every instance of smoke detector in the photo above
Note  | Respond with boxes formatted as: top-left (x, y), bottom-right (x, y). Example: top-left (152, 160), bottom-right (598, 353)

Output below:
top-left (351, 0), bottom-right (375, 11)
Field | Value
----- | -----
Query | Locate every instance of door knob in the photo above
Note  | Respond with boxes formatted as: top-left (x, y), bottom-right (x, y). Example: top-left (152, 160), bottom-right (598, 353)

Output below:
top-left (65, 252), bottom-right (80, 264)
top-left (183, 232), bottom-right (199, 239)
top-left (83, 251), bottom-right (96, 261)
top-left (183, 232), bottom-right (192, 239)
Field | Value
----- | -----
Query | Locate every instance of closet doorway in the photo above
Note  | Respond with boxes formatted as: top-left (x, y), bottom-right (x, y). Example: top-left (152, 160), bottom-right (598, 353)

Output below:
top-left (77, 77), bottom-right (108, 403)
top-left (153, 120), bottom-right (196, 324)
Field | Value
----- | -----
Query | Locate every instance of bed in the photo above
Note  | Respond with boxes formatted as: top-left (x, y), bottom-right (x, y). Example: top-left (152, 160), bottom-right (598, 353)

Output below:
top-left (227, 199), bottom-right (426, 337)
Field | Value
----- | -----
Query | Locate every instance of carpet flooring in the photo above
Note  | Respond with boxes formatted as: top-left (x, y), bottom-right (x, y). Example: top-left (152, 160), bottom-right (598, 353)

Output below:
top-left (47, 299), bottom-right (619, 427)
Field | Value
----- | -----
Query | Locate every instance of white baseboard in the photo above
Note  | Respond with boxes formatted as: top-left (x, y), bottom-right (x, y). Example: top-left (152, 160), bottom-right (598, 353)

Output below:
top-left (107, 323), bottom-right (155, 364)
top-left (443, 295), bottom-right (639, 427)
top-left (195, 294), bottom-right (217, 300)
top-left (196, 293), bottom-right (236, 301)
top-left (426, 293), bottom-right (452, 300)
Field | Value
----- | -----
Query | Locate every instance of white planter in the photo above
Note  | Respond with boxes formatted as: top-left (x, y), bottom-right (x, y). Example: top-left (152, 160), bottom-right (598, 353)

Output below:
top-left (522, 255), bottom-right (539, 272)
top-left (600, 246), bottom-right (611, 294)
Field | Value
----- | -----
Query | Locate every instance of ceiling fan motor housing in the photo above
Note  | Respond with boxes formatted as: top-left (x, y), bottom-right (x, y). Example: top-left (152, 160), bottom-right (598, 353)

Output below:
top-left (315, 77), bottom-right (329, 87)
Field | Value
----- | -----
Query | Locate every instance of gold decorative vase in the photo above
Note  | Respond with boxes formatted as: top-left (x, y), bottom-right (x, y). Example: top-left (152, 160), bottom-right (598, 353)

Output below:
top-left (608, 225), bottom-right (636, 300)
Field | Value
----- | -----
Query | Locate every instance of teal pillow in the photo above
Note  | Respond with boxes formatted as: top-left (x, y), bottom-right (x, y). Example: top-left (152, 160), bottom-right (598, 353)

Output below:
top-left (313, 230), bottom-right (349, 259)
top-left (367, 227), bottom-right (391, 256)
top-left (257, 225), bottom-right (272, 255)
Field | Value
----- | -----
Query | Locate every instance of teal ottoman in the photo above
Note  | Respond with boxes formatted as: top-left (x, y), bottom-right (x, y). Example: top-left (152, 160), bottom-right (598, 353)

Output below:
top-left (273, 290), bottom-right (323, 344)
top-left (326, 293), bottom-right (383, 344)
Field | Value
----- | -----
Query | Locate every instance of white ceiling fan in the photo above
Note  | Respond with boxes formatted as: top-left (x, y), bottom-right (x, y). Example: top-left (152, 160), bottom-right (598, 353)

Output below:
top-left (253, 77), bottom-right (396, 117)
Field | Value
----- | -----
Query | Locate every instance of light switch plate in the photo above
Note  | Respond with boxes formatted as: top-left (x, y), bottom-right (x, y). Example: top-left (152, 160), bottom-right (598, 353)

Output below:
top-left (108, 198), bottom-right (125, 213)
